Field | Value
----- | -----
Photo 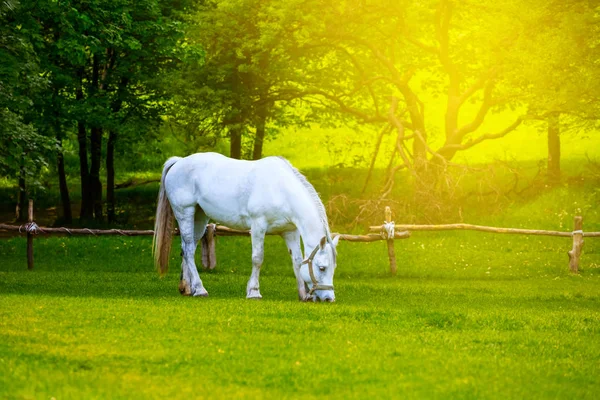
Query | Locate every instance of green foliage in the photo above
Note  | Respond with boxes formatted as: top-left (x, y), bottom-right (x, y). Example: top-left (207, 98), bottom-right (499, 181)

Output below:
top-left (0, 0), bottom-right (54, 186)
top-left (0, 0), bottom-right (198, 189)
top-left (506, 1), bottom-right (600, 119)
top-left (0, 109), bottom-right (54, 184)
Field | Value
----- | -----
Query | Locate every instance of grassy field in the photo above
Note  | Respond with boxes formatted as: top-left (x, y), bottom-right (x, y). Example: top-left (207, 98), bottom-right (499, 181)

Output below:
top-left (1, 229), bottom-right (599, 399)
top-left (1, 125), bottom-right (600, 398)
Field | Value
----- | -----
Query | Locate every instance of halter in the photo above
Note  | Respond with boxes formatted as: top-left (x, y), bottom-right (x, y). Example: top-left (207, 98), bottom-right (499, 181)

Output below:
top-left (301, 242), bottom-right (335, 295)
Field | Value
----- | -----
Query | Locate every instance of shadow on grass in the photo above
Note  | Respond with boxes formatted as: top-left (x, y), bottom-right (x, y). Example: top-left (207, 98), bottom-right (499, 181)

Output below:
top-left (0, 271), bottom-right (302, 302)
top-left (3, 269), bottom-right (598, 316)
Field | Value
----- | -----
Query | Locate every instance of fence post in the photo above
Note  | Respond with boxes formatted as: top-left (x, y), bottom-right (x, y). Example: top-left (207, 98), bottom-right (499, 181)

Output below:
top-left (385, 206), bottom-right (397, 276)
top-left (27, 199), bottom-right (34, 270)
top-left (568, 215), bottom-right (583, 273)
top-left (201, 224), bottom-right (217, 270)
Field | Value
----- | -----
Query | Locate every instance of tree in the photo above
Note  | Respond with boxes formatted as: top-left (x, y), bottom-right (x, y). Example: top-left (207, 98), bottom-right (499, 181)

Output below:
top-left (12, 0), bottom-right (196, 223)
top-left (0, 0), bottom-right (54, 221)
top-left (247, 0), bottom-right (600, 200)
top-left (179, 0), bottom-right (311, 160)
top-left (505, 0), bottom-right (600, 184)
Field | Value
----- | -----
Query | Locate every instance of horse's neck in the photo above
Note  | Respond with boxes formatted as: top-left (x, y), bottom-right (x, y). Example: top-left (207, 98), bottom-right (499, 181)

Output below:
top-left (291, 203), bottom-right (327, 254)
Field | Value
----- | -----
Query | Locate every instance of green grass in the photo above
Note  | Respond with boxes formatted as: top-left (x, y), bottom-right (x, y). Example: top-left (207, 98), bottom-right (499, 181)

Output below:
top-left (1, 231), bottom-right (599, 399)
top-left (1, 136), bottom-right (599, 398)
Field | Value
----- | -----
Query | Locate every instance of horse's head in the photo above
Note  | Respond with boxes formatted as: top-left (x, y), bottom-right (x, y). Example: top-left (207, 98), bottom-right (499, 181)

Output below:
top-left (301, 235), bottom-right (340, 302)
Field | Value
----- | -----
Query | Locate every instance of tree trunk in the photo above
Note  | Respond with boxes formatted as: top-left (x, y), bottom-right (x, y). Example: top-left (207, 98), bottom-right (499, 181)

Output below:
top-left (77, 121), bottom-right (93, 220)
top-left (402, 91), bottom-right (428, 171)
top-left (547, 113), bottom-right (560, 184)
top-left (53, 86), bottom-right (72, 224)
top-left (56, 137), bottom-right (72, 224)
top-left (105, 77), bottom-right (128, 223)
top-left (90, 126), bottom-right (103, 221)
top-left (76, 67), bottom-right (93, 221)
top-left (106, 130), bottom-right (116, 223)
top-left (230, 127), bottom-right (242, 159)
top-left (89, 54), bottom-right (103, 221)
top-left (252, 106), bottom-right (267, 160)
top-left (17, 164), bottom-right (27, 222)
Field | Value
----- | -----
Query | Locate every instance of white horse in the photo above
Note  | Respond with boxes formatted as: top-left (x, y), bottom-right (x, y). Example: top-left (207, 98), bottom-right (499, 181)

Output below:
top-left (152, 152), bottom-right (339, 302)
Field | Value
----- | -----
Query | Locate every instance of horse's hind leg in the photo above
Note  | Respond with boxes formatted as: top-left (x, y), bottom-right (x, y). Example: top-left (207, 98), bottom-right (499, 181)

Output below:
top-left (179, 207), bottom-right (209, 295)
top-left (247, 221), bottom-right (267, 299)
top-left (174, 205), bottom-right (208, 297)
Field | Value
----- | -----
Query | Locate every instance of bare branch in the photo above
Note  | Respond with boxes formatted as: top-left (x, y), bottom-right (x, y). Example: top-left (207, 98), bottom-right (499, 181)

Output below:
top-left (380, 164), bottom-right (406, 200)
top-left (412, 129), bottom-right (449, 166)
top-left (362, 124), bottom-right (392, 195)
top-left (440, 117), bottom-right (524, 153)
top-left (388, 97), bottom-right (413, 170)
top-left (268, 88), bottom-right (387, 123)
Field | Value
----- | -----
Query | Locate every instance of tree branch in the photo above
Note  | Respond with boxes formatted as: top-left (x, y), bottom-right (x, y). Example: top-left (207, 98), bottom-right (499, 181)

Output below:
top-left (388, 97), bottom-right (413, 170)
top-left (362, 123), bottom-right (392, 195)
top-left (440, 117), bottom-right (524, 153)
top-left (404, 35), bottom-right (439, 54)
top-left (327, 34), bottom-right (406, 87)
top-left (455, 80), bottom-right (495, 139)
top-left (267, 88), bottom-right (387, 123)
top-left (458, 69), bottom-right (496, 106)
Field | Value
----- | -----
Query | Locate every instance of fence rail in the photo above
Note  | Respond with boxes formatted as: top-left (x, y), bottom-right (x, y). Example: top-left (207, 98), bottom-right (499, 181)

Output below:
top-left (1, 201), bottom-right (597, 274)
top-left (370, 215), bottom-right (597, 273)
top-left (0, 201), bottom-right (410, 272)
top-left (0, 223), bottom-right (410, 242)
top-left (369, 223), bottom-right (600, 237)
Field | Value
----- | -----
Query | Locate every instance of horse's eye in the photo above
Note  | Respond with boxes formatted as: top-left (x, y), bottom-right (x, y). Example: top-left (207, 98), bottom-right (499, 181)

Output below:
top-left (319, 266), bottom-right (326, 272)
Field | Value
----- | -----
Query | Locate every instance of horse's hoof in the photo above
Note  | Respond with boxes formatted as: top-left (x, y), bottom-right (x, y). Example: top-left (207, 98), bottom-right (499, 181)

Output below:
top-left (192, 287), bottom-right (209, 297)
top-left (301, 295), bottom-right (314, 302)
top-left (179, 280), bottom-right (191, 296)
top-left (246, 289), bottom-right (262, 299)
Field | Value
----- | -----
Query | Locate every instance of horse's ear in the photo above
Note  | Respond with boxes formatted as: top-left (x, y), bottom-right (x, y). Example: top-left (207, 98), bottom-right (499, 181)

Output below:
top-left (320, 236), bottom-right (327, 249)
top-left (332, 234), bottom-right (340, 247)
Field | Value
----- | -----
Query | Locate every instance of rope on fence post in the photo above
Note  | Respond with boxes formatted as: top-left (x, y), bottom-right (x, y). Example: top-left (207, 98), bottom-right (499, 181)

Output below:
top-left (568, 216), bottom-right (584, 273)
top-left (27, 199), bottom-right (34, 270)
top-left (383, 206), bottom-right (397, 276)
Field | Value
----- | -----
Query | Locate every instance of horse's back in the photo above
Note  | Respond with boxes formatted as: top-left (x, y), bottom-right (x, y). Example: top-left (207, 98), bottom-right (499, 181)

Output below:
top-left (164, 153), bottom-right (299, 230)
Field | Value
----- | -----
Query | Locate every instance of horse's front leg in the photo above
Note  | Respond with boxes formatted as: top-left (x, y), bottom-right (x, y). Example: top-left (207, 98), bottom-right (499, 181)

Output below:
top-left (282, 230), bottom-right (309, 301)
top-left (247, 223), bottom-right (266, 299)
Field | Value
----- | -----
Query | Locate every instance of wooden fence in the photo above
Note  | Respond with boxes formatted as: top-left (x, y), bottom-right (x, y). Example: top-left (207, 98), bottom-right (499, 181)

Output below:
top-left (1, 201), bottom-right (598, 274)
top-left (370, 215), bottom-right (597, 273)
top-left (0, 201), bottom-right (410, 273)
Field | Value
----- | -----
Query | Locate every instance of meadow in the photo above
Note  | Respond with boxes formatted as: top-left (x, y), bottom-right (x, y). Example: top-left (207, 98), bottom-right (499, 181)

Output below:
top-left (1, 214), bottom-right (599, 399)
top-left (2, 125), bottom-right (600, 399)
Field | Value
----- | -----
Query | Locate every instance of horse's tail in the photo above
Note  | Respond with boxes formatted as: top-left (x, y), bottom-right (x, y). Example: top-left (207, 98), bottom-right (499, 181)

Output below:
top-left (152, 156), bottom-right (181, 275)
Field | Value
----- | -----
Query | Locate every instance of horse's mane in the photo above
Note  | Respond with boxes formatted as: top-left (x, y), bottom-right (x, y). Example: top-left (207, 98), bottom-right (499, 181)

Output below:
top-left (276, 157), bottom-right (331, 238)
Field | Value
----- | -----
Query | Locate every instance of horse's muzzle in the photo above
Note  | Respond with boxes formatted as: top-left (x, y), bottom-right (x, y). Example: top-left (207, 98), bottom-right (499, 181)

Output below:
top-left (317, 294), bottom-right (335, 303)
